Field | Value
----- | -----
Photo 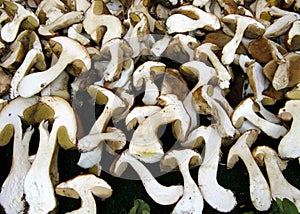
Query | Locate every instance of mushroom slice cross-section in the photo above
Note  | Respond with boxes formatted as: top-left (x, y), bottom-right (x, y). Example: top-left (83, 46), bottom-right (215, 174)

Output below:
top-left (0, 96), bottom-right (39, 214)
top-left (133, 61), bottom-right (166, 105)
top-left (221, 15), bottom-right (265, 65)
top-left (182, 125), bottom-right (237, 212)
top-left (231, 97), bottom-right (287, 138)
top-left (161, 149), bottom-right (203, 213)
top-left (17, 36), bottom-right (91, 98)
top-left (55, 174), bottom-right (112, 213)
top-left (253, 146), bottom-right (300, 210)
top-left (278, 100), bottom-right (300, 158)
top-left (227, 130), bottom-right (272, 211)
top-left (129, 94), bottom-right (190, 163)
top-left (110, 149), bottom-right (183, 205)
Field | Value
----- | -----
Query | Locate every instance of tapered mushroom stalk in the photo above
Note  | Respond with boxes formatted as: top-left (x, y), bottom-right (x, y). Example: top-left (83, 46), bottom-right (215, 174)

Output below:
top-left (253, 146), bottom-right (300, 210)
top-left (0, 97), bottom-right (39, 214)
top-left (182, 125), bottom-right (237, 212)
top-left (55, 174), bottom-right (112, 214)
top-left (227, 130), bottom-right (272, 211)
top-left (17, 36), bottom-right (91, 97)
top-left (133, 61), bottom-right (165, 105)
top-left (129, 94), bottom-right (190, 163)
top-left (278, 100), bottom-right (300, 158)
top-left (110, 150), bottom-right (183, 205)
top-left (161, 149), bottom-right (203, 213)
top-left (24, 96), bottom-right (77, 214)
top-left (78, 85), bottom-right (126, 169)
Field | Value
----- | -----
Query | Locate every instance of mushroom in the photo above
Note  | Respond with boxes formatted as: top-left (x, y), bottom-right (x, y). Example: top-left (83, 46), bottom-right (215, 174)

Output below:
top-left (67, 24), bottom-right (90, 46)
top-left (77, 85), bottom-right (126, 169)
top-left (195, 43), bottom-right (232, 89)
top-left (231, 97), bottom-right (287, 138)
top-left (221, 14), bottom-right (265, 65)
top-left (227, 130), bottom-right (272, 211)
top-left (285, 83), bottom-right (300, 99)
top-left (129, 94), bottom-right (190, 163)
top-left (0, 96), bottom-right (39, 214)
top-left (83, 0), bottom-right (124, 45)
top-left (253, 146), bottom-right (300, 210)
top-left (38, 11), bottom-right (84, 37)
top-left (35, 0), bottom-right (67, 24)
top-left (264, 14), bottom-right (298, 38)
top-left (17, 36), bottom-right (91, 98)
top-left (24, 96), bottom-right (77, 213)
top-left (0, 68), bottom-right (12, 96)
top-left (286, 20), bottom-right (300, 51)
top-left (166, 5), bottom-right (221, 34)
top-left (110, 149), bottom-right (183, 205)
top-left (1, 36), bottom-right (25, 70)
top-left (55, 174), bottom-right (112, 213)
top-left (278, 100), bottom-right (300, 159)
top-left (182, 125), bottom-right (237, 212)
top-left (160, 149), bottom-right (203, 213)
top-left (1, 1), bottom-right (39, 43)
top-left (133, 61), bottom-right (165, 105)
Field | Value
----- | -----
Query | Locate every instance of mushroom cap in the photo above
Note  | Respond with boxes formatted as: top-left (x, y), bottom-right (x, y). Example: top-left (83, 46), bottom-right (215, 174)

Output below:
top-left (55, 174), bottom-right (112, 199)
top-left (221, 14), bottom-right (265, 39)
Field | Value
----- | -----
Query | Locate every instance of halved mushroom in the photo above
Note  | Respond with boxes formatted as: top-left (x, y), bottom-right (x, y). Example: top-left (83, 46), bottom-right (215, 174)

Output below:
top-left (0, 96), bottom-right (39, 214)
top-left (231, 97), bottom-right (287, 138)
top-left (55, 174), bottom-right (112, 213)
top-left (161, 149), bottom-right (203, 213)
top-left (182, 125), bottom-right (237, 212)
top-left (129, 94), bottom-right (190, 163)
top-left (227, 130), bottom-right (272, 211)
top-left (166, 5), bottom-right (220, 34)
top-left (110, 149), bottom-right (183, 205)
top-left (278, 100), bottom-right (300, 159)
top-left (1, 1), bottom-right (39, 42)
top-left (17, 36), bottom-right (91, 97)
top-left (221, 14), bottom-right (265, 65)
top-left (253, 146), bottom-right (300, 210)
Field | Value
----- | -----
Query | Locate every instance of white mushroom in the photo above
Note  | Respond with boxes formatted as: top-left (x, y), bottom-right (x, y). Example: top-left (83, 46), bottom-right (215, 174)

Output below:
top-left (278, 100), bottom-right (300, 159)
top-left (253, 146), bottom-right (300, 211)
top-left (264, 14), bottom-right (298, 38)
top-left (55, 174), bottom-right (112, 214)
top-left (231, 97), bottom-right (287, 138)
top-left (0, 96), bottom-right (39, 214)
top-left (17, 36), bottom-right (91, 98)
top-left (227, 130), bottom-right (272, 211)
top-left (182, 125), bottom-right (237, 212)
top-left (110, 149), bottom-right (183, 205)
top-left (67, 24), bottom-right (90, 46)
top-left (161, 149), bottom-right (203, 213)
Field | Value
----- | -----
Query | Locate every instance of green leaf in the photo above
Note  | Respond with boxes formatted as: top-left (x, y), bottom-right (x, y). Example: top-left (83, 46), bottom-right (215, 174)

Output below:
top-left (129, 199), bottom-right (150, 214)
top-left (276, 198), bottom-right (284, 212)
top-left (282, 198), bottom-right (298, 214)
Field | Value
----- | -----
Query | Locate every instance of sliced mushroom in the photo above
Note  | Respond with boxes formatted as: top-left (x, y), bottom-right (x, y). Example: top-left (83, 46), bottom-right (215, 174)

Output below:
top-left (18, 36), bottom-right (91, 97)
top-left (161, 149), bottom-right (203, 213)
top-left (221, 14), bottom-right (265, 65)
top-left (129, 94), bottom-right (190, 163)
top-left (166, 5), bottom-right (220, 34)
top-left (183, 125), bottom-right (237, 212)
top-left (35, 0), bottom-right (67, 24)
top-left (110, 149), bottom-right (183, 205)
top-left (55, 174), bottom-right (112, 213)
top-left (0, 96), bottom-right (39, 214)
top-left (67, 23), bottom-right (90, 46)
top-left (1, 2), bottom-right (39, 42)
top-left (231, 97), bottom-right (287, 138)
top-left (264, 14), bottom-right (298, 38)
top-left (133, 61), bottom-right (165, 105)
top-left (278, 100), bottom-right (300, 158)
top-left (0, 68), bottom-right (11, 96)
top-left (227, 130), bottom-right (272, 211)
top-left (253, 146), bottom-right (300, 210)
top-left (286, 20), bottom-right (300, 51)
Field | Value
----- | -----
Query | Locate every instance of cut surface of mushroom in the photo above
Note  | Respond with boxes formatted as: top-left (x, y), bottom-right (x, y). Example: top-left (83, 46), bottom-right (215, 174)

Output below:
top-left (161, 149), bottom-right (203, 213)
top-left (227, 130), bottom-right (272, 211)
top-left (17, 36), bottom-right (91, 97)
top-left (253, 146), bottom-right (300, 210)
top-left (183, 125), bottom-right (237, 212)
top-left (278, 100), bottom-right (300, 158)
top-left (55, 174), bottom-right (112, 214)
top-left (110, 149), bottom-right (183, 205)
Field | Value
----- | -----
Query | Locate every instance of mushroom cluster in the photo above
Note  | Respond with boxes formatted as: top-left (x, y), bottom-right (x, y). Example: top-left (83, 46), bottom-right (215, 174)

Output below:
top-left (0, 0), bottom-right (300, 213)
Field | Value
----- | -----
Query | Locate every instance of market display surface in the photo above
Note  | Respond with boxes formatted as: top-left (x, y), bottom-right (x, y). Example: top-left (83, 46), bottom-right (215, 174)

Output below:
top-left (0, 0), bottom-right (300, 213)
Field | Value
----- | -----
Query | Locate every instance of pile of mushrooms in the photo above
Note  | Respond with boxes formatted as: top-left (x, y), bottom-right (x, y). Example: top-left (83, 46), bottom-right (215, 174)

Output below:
top-left (0, 0), bottom-right (300, 213)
